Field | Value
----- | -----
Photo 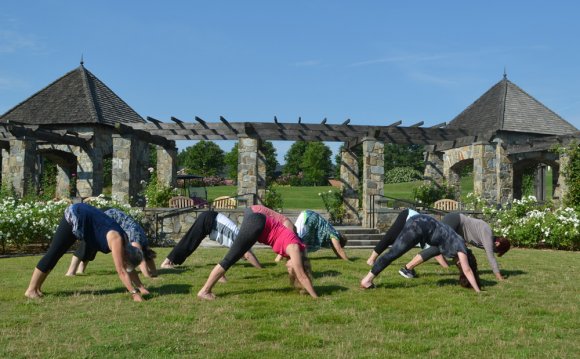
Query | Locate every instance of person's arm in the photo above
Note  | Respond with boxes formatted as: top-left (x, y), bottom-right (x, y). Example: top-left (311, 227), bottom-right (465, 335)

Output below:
top-left (108, 232), bottom-right (143, 302)
top-left (481, 231), bottom-right (504, 280)
top-left (128, 271), bottom-right (150, 295)
top-left (286, 244), bottom-right (318, 298)
top-left (457, 252), bottom-right (481, 293)
top-left (330, 237), bottom-right (349, 260)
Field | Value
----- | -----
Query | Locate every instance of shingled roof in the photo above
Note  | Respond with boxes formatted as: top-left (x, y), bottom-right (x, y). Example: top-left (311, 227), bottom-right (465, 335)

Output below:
top-left (446, 76), bottom-right (577, 136)
top-left (0, 64), bottom-right (145, 126)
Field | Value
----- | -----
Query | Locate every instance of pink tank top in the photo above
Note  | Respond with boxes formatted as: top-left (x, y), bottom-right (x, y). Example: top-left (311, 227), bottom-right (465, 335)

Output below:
top-left (251, 205), bottom-right (289, 225)
top-left (257, 216), bottom-right (305, 257)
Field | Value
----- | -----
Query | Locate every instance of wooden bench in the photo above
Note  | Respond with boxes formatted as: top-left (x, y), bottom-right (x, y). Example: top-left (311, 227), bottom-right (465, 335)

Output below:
top-left (211, 196), bottom-right (237, 209)
top-left (169, 196), bottom-right (197, 208)
top-left (433, 199), bottom-right (459, 212)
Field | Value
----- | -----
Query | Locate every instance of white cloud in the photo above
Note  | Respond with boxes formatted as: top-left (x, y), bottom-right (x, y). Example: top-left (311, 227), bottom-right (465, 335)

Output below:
top-left (0, 30), bottom-right (41, 53)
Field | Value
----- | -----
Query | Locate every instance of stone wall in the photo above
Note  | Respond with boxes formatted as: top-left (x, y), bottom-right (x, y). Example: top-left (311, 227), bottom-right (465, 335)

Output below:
top-left (339, 146), bottom-right (360, 224)
top-left (361, 138), bottom-right (384, 227)
top-left (237, 136), bottom-right (265, 205)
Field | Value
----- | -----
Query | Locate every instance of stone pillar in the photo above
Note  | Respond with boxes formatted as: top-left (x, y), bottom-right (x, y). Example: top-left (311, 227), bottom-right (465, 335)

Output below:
top-left (554, 153), bottom-right (568, 204)
top-left (237, 136), bottom-right (263, 205)
top-left (473, 141), bottom-right (512, 206)
top-left (495, 140), bottom-right (513, 205)
top-left (112, 135), bottom-right (150, 204)
top-left (76, 147), bottom-right (104, 198)
top-left (340, 146), bottom-right (360, 225)
top-left (7, 138), bottom-right (37, 197)
top-left (362, 138), bottom-right (384, 228)
top-left (1, 147), bottom-right (8, 185)
top-left (424, 151), bottom-right (444, 186)
top-left (55, 164), bottom-right (72, 199)
top-left (156, 145), bottom-right (177, 188)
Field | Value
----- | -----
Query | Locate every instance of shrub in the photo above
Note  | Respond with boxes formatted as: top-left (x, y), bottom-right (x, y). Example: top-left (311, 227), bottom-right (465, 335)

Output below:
top-left (142, 170), bottom-right (178, 208)
top-left (483, 195), bottom-right (579, 250)
top-left (413, 181), bottom-right (456, 207)
top-left (384, 166), bottom-right (423, 184)
top-left (0, 197), bottom-right (69, 252)
top-left (319, 189), bottom-right (345, 224)
top-left (262, 185), bottom-right (284, 211)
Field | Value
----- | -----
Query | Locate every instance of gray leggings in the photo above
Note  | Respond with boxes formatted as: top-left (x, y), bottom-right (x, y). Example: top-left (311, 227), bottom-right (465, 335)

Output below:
top-left (371, 219), bottom-right (426, 276)
top-left (219, 213), bottom-right (266, 270)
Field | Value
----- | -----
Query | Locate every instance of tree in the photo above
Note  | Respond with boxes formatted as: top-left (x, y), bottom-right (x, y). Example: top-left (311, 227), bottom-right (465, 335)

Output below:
top-left (302, 142), bottom-right (333, 185)
top-left (260, 141), bottom-right (279, 181)
top-left (178, 140), bottom-right (225, 176)
top-left (383, 143), bottom-right (425, 172)
top-left (224, 143), bottom-right (239, 181)
top-left (283, 141), bottom-right (309, 175)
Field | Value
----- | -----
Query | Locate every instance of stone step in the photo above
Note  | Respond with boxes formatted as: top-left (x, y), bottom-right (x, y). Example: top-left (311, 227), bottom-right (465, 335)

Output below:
top-left (335, 226), bottom-right (380, 235)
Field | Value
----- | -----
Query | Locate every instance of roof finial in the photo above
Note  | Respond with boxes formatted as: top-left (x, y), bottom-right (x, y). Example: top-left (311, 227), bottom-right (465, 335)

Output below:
top-left (80, 54), bottom-right (84, 67)
top-left (503, 66), bottom-right (507, 80)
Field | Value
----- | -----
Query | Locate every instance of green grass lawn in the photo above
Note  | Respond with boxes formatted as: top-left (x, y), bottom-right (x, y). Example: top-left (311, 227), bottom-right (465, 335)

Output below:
top-left (1, 248), bottom-right (578, 358)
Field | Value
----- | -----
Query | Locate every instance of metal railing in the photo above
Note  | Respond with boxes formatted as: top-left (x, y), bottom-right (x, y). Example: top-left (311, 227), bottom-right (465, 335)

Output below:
top-left (368, 194), bottom-right (481, 228)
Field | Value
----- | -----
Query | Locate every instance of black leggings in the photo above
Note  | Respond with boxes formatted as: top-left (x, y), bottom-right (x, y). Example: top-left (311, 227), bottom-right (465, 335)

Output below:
top-left (219, 213), bottom-right (265, 271)
top-left (371, 219), bottom-right (425, 276)
top-left (167, 211), bottom-right (218, 265)
top-left (416, 212), bottom-right (461, 261)
top-left (373, 209), bottom-right (410, 254)
top-left (37, 216), bottom-right (77, 273)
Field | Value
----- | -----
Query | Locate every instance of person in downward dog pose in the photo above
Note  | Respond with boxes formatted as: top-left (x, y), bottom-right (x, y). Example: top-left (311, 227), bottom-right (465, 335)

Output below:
top-left (360, 214), bottom-right (481, 293)
top-left (197, 212), bottom-right (318, 300)
top-left (25, 203), bottom-right (148, 302)
top-left (66, 208), bottom-right (158, 278)
top-left (294, 209), bottom-right (349, 260)
top-left (160, 210), bottom-right (262, 271)
top-left (399, 212), bottom-right (510, 280)
top-left (246, 205), bottom-right (296, 262)
top-left (366, 208), bottom-right (449, 271)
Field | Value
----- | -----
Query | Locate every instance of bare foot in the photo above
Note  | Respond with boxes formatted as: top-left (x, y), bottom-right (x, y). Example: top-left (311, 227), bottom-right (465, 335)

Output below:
top-left (65, 272), bottom-right (76, 277)
top-left (366, 258), bottom-right (375, 266)
top-left (160, 259), bottom-right (175, 269)
top-left (197, 291), bottom-right (216, 301)
top-left (25, 289), bottom-right (42, 299)
top-left (359, 281), bottom-right (376, 289)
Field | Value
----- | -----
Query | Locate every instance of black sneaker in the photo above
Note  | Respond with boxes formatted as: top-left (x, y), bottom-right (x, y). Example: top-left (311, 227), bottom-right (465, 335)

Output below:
top-left (399, 267), bottom-right (417, 279)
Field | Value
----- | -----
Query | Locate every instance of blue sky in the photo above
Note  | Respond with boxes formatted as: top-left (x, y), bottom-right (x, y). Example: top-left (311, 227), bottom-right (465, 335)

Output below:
top-left (1, 1), bottom-right (579, 163)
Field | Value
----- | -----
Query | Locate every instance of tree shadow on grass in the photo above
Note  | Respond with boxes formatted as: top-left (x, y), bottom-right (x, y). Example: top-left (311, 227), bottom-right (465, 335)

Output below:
top-left (217, 284), bottom-right (348, 298)
top-left (313, 270), bottom-right (342, 279)
top-left (50, 284), bottom-right (192, 298)
top-left (436, 278), bottom-right (498, 288)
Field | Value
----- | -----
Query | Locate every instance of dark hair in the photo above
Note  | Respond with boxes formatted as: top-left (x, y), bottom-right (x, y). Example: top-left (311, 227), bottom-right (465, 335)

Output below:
top-left (455, 249), bottom-right (481, 290)
top-left (338, 233), bottom-right (348, 248)
top-left (143, 247), bottom-right (157, 261)
top-left (494, 236), bottom-right (511, 257)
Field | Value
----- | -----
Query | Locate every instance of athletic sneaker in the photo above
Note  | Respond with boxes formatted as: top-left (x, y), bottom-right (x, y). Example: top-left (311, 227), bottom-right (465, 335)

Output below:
top-left (398, 267), bottom-right (417, 279)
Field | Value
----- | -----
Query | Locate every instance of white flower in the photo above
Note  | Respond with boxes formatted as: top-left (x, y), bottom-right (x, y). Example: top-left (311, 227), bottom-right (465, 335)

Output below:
top-left (148, 167), bottom-right (154, 173)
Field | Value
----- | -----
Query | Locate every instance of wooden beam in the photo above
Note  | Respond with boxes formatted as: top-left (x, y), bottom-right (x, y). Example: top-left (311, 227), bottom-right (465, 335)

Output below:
top-left (387, 120), bottom-right (402, 127)
top-left (409, 121), bottom-right (424, 127)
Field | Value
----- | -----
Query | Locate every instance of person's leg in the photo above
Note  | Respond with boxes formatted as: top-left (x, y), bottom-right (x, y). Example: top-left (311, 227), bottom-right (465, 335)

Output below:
top-left (243, 251), bottom-right (263, 268)
top-left (367, 210), bottom-right (409, 265)
top-left (361, 225), bottom-right (422, 288)
top-left (26, 216), bottom-right (76, 298)
top-left (198, 213), bottom-right (265, 300)
top-left (164, 211), bottom-right (217, 266)
top-left (65, 255), bottom-right (82, 276)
